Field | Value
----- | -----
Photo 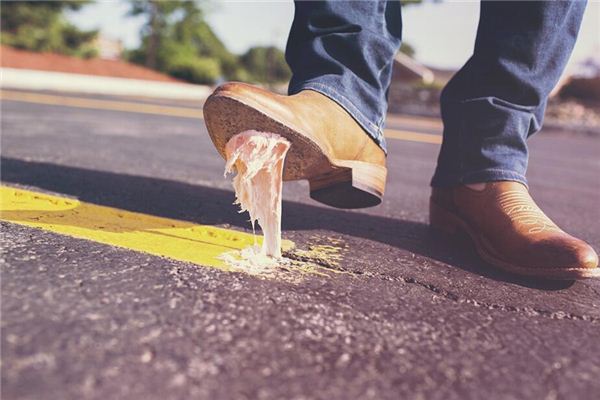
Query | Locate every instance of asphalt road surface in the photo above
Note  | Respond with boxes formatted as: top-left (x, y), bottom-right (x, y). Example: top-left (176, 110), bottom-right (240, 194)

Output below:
top-left (2, 90), bottom-right (600, 400)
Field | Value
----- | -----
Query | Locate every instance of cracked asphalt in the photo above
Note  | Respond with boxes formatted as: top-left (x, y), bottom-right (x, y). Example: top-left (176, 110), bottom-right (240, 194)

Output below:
top-left (2, 91), bottom-right (600, 399)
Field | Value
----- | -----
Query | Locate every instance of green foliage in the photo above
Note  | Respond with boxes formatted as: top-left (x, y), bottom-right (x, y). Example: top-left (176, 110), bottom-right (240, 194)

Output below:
top-left (400, 0), bottom-right (424, 6)
top-left (127, 0), bottom-right (186, 68)
top-left (168, 57), bottom-right (221, 84)
top-left (0, 0), bottom-right (98, 58)
top-left (400, 42), bottom-right (415, 58)
top-left (240, 46), bottom-right (291, 84)
top-left (125, 0), bottom-right (267, 84)
top-left (127, 0), bottom-right (290, 84)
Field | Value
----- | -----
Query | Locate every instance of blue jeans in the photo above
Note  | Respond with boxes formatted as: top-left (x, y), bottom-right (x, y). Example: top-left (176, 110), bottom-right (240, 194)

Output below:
top-left (285, 1), bottom-right (586, 187)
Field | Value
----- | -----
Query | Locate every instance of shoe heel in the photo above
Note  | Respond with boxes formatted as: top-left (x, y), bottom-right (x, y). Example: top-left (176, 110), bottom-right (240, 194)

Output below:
top-left (429, 200), bottom-right (463, 235)
top-left (309, 161), bottom-right (387, 209)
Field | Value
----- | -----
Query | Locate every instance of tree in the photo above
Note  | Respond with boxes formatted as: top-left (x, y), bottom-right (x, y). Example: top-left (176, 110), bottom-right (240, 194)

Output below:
top-left (127, 0), bottom-right (184, 69)
top-left (126, 0), bottom-right (246, 84)
top-left (240, 47), bottom-right (291, 84)
top-left (0, 1), bottom-right (98, 58)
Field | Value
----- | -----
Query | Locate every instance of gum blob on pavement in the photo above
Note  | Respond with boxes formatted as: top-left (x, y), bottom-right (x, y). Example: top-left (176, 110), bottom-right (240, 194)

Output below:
top-left (222, 130), bottom-right (290, 267)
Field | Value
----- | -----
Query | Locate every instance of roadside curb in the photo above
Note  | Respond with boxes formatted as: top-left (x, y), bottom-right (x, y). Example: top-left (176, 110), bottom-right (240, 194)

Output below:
top-left (1, 68), bottom-right (210, 101)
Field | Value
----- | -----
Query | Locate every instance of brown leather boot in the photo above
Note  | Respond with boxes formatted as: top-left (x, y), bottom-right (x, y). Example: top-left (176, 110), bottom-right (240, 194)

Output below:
top-left (430, 182), bottom-right (599, 280)
top-left (203, 82), bottom-right (386, 209)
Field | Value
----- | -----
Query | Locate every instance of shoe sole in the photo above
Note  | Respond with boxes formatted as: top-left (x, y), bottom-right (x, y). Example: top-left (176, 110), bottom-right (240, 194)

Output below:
top-left (203, 92), bottom-right (387, 209)
top-left (429, 200), bottom-right (600, 280)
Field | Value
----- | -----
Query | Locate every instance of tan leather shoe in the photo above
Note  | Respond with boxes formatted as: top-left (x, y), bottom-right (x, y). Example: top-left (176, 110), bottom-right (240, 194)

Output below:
top-left (203, 82), bottom-right (386, 209)
top-left (430, 181), bottom-right (599, 280)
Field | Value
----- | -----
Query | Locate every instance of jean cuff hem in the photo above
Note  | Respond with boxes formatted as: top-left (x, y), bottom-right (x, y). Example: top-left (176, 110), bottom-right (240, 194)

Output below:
top-left (431, 168), bottom-right (528, 188)
top-left (288, 82), bottom-right (387, 152)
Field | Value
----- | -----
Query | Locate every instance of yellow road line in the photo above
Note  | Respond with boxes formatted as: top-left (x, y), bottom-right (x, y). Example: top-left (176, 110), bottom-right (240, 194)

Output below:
top-left (0, 185), bottom-right (293, 270)
top-left (0, 89), bottom-right (442, 144)
top-left (0, 90), bottom-right (204, 119)
top-left (384, 129), bottom-right (442, 144)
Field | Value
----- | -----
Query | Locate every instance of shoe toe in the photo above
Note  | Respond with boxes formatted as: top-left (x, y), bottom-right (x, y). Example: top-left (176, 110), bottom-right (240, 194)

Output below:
top-left (576, 244), bottom-right (599, 270)
top-left (528, 236), bottom-right (598, 270)
top-left (560, 237), bottom-right (599, 270)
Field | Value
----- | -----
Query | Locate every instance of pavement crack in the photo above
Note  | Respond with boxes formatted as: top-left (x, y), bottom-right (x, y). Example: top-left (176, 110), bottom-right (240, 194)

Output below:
top-left (380, 273), bottom-right (600, 324)
top-left (283, 251), bottom-right (364, 275)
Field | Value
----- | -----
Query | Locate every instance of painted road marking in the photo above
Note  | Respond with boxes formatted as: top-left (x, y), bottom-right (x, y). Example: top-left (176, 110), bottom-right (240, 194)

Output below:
top-left (384, 129), bottom-right (442, 144)
top-left (0, 186), bottom-right (294, 271)
top-left (0, 90), bottom-right (204, 119)
top-left (1, 90), bottom-right (442, 145)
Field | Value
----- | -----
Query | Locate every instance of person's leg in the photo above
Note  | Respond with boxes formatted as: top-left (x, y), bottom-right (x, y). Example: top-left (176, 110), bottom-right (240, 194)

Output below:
top-left (286, 0), bottom-right (402, 152)
top-left (431, 0), bottom-right (587, 187)
top-left (429, 1), bottom-right (599, 279)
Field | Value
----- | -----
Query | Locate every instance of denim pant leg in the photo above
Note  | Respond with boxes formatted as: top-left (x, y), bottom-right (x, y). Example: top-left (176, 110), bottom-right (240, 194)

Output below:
top-left (285, 0), bottom-right (402, 152)
top-left (431, 1), bottom-right (587, 188)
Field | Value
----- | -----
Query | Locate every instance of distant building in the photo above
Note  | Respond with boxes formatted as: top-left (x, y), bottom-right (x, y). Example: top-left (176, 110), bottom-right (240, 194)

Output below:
top-left (550, 50), bottom-right (600, 100)
top-left (387, 52), bottom-right (456, 116)
top-left (93, 36), bottom-right (123, 60)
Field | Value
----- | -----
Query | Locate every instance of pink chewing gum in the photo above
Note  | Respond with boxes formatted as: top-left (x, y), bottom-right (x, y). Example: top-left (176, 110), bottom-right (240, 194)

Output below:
top-left (224, 130), bottom-right (291, 258)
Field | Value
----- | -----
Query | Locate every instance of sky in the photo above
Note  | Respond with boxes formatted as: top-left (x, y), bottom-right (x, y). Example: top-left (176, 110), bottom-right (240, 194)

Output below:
top-left (68, 0), bottom-right (599, 71)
